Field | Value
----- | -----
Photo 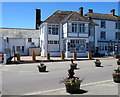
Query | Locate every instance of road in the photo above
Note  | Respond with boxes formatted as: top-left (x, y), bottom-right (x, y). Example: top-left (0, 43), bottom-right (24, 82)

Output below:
top-left (2, 57), bottom-right (117, 95)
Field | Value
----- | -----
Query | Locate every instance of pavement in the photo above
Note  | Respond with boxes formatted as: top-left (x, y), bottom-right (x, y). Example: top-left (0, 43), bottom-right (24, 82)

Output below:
top-left (34, 80), bottom-right (118, 95)
top-left (10, 56), bottom-right (113, 64)
top-left (2, 57), bottom-right (120, 96)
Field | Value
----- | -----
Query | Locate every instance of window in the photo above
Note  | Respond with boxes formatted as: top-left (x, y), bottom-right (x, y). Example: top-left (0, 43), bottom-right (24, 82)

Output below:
top-left (22, 46), bottom-right (24, 52)
top-left (101, 20), bottom-right (106, 28)
top-left (48, 25), bottom-right (52, 34)
top-left (78, 23), bottom-right (85, 33)
top-left (28, 38), bottom-right (32, 42)
top-left (116, 32), bottom-right (120, 40)
top-left (79, 24), bottom-right (82, 32)
top-left (72, 23), bottom-right (77, 32)
top-left (115, 22), bottom-right (120, 29)
top-left (70, 39), bottom-right (86, 52)
top-left (16, 46), bottom-right (21, 52)
top-left (82, 23), bottom-right (85, 32)
top-left (89, 26), bottom-right (94, 36)
top-left (54, 41), bottom-right (59, 44)
top-left (48, 25), bottom-right (59, 35)
top-left (6, 37), bottom-right (9, 43)
top-left (12, 46), bottom-right (15, 52)
top-left (48, 40), bottom-right (59, 44)
top-left (101, 31), bottom-right (106, 39)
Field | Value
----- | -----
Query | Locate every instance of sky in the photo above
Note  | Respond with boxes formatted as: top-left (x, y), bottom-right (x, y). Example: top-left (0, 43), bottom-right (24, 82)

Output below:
top-left (1, 2), bottom-right (119, 29)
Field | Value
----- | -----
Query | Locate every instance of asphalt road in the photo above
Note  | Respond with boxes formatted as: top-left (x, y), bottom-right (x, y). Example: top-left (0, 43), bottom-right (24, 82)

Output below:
top-left (2, 58), bottom-right (117, 95)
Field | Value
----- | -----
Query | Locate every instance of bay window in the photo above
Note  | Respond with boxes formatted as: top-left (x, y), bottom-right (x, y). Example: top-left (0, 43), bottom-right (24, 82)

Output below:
top-left (71, 22), bottom-right (86, 33)
top-left (69, 39), bottom-right (86, 52)
top-left (48, 24), bottom-right (59, 35)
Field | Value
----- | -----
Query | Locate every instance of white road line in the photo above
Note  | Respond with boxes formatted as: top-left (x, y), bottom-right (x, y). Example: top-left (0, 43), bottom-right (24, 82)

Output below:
top-left (24, 79), bottom-right (112, 95)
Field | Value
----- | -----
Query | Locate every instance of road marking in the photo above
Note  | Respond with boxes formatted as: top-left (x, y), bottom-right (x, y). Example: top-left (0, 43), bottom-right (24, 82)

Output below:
top-left (24, 80), bottom-right (112, 95)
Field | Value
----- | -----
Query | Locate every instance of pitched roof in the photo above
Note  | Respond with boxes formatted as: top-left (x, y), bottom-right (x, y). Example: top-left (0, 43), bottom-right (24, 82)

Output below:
top-left (85, 12), bottom-right (120, 21)
top-left (44, 11), bottom-right (73, 23)
top-left (44, 10), bottom-right (98, 25)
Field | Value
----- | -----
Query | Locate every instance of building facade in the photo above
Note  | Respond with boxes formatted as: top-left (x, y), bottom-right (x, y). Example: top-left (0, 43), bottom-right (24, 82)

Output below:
top-left (85, 9), bottom-right (120, 55)
top-left (39, 8), bottom-right (97, 57)
top-left (0, 28), bottom-right (40, 55)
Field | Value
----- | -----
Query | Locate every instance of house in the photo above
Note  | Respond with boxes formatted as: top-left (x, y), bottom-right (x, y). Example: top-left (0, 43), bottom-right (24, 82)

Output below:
top-left (1, 7), bottom-right (120, 57)
top-left (39, 8), bottom-right (98, 57)
top-left (0, 28), bottom-right (40, 55)
top-left (85, 9), bottom-right (120, 55)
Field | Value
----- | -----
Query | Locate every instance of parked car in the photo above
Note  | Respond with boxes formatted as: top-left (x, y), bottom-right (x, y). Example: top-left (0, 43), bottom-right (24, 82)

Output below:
top-left (105, 51), bottom-right (115, 56)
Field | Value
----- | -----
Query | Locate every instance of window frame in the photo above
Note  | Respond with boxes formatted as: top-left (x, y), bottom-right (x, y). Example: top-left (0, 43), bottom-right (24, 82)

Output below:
top-left (101, 20), bottom-right (106, 28)
top-left (28, 38), bottom-right (32, 42)
top-left (115, 22), bottom-right (120, 29)
top-left (22, 46), bottom-right (24, 53)
top-left (48, 24), bottom-right (59, 35)
top-left (72, 23), bottom-right (77, 33)
top-left (100, 31), bottom-right (106, 40)
top-left (116, 32), bottom-right (120, 40)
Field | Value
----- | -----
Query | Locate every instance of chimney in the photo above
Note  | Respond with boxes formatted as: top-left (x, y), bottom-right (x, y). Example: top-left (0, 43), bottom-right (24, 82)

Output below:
top-left (88, 17), bottom-right (92, 20)
top-left (36, 9), bottom-right (41, 29)
top-left (79, 7), bottom-right (83, 16)
top-left (88, 9), bottom-right (93, 13)
top-left (110, 9), bottom-right (115, 16)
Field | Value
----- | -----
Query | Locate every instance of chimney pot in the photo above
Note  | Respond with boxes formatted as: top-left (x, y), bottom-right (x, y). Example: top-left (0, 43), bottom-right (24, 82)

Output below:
top-left (88, 9), bottom-right (93, 13)
top-left (79, 7), bottom-right (83, 16)
top-left (110, 9), bottom-right (115, 16)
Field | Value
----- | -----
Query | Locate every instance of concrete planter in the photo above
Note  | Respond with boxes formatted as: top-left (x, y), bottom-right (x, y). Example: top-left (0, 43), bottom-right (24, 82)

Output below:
top-left (117, 61), bottom-right (120, 65)
top-left (113, 75), bottom-right (120, 83)
top-left (95, 63), bottom-right (101, 67)
top-left (65, 83), bottom-right (80, 93)
top-left (38, 66), bottom-right (46, 72)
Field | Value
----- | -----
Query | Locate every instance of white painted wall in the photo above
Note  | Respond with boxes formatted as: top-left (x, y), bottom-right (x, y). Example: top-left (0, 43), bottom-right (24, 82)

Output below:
top-left (93, 19), bottom-right (118, 47)
top-left (92, 19), bottom-right (120, 54)
top-left (63, 23), bottom-right (68, 37)
top-left (1, 28), bottom-right (40, 55)
top-left (0, 37), bottom-right (2, 52)
top-left (48, 35), bottom-right (59, 40)
top-left (40, 23), bottom-right (48, 57)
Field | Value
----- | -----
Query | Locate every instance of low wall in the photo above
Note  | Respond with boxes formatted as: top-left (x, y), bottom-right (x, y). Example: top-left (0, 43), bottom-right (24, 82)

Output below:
top-left (29, 47), bottom-right (41, 56)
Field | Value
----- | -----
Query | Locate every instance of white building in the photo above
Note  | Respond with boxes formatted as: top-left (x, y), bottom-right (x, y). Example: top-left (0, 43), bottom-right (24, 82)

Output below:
top-left (1, 8), bottom-right (120, 57)
top-left (85, 9), bottom-right (120, 55)
top-left (0, 28), bottom-right (40, 55)
top-left (39, 8), bottom-right (98, 57)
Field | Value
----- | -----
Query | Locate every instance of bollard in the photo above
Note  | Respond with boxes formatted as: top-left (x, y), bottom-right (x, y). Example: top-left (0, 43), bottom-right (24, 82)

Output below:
top-left (32, 51), bottom-right (36, 60)
top-left (118, 64), bottom-right (120, 68)
top-left (47, 52), bottom-right (50, 60)
top-left (88, 52), bottom-right (92, 59)
top-left (73, 52), bottom-right (77, 60)
top-left (61, 51), bottom-right (65, 59)
top-left (16, 52), bottom-right (20, 61)
top-left (3, 54), bottom-right (7, 64)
